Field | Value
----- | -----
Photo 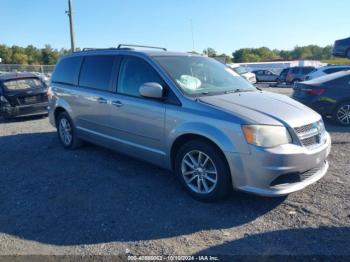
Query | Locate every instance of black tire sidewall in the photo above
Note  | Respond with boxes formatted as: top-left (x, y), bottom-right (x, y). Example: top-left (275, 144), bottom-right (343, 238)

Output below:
top-left (174, 139), bottom-right (232, 201)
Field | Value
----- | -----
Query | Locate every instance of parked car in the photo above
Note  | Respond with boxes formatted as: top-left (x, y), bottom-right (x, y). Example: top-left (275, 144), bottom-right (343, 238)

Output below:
top-left (276, 68), bottom-right (290, 84)
top-left (228, 64), bottom-right (257, 84)
top-left (332, 37), bottom-right (350, 58)
top-left (0, 72), bottom-right (48, 118)
top-left (252, 69), bottom-right (279, 82)
top-left (286, 66), bottom-right (316, 84)
top-left (49, 46), bottom-right (330, 201)
top-left (304, 65), bottom-right (350, 80)
top-left (293, 70), bottom-right (350, 126)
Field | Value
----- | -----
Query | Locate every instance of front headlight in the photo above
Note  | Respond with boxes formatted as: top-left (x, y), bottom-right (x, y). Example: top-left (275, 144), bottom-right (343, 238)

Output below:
top-left (242, 125), bottom-right (292, 148)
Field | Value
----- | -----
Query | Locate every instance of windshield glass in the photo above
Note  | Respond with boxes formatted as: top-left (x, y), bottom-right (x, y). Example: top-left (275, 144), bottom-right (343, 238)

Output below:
top-left (232, 66), bottom-right (248, 75)
top-left (154, 56), bottom-right (256, 96)
top-left (3, 78), bottom-right (43, 91)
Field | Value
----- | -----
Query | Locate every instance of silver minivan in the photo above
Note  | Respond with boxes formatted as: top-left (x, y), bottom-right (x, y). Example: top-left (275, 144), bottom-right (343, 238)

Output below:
top-left (48, 45), bottom-right (331, 201)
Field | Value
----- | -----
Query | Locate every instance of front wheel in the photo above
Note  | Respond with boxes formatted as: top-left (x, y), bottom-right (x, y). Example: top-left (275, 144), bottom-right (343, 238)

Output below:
top-left (334, 102), bottom-right (350, 126)
top-left (175, 139), bottom-right (232, 201)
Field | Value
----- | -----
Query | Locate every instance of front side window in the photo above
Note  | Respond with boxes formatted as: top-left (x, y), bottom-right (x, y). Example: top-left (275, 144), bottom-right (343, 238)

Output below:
top-left (118, 57), bottom-right (164, 97)
top-left (79, 55), bottom-right (115, 91)
top-left (154, 56), bottom-right (256, 96)
top-left (3, 78), bottom-right (44, 91)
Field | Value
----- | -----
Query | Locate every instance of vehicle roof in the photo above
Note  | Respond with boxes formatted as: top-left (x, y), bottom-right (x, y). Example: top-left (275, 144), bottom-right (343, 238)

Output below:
top-left (0, 72), bottom-right (39, 81)
top-left (66, 49), bottom-right (200, 58)
top-left (319, 64), bottom-right (350, 69)
top-left (304, 70), bottom-right (350, 84)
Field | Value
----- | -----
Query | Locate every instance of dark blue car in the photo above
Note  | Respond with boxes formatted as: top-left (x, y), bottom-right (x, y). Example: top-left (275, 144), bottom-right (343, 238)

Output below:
top-left (293, 70), bottom-right (350, 126)
top-left (332, 37), bottom-right (350, 58)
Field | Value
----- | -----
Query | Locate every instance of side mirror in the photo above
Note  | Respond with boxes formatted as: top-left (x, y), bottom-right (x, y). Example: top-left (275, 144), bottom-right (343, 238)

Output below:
top-left (139, 82), bottom-right (163, 99)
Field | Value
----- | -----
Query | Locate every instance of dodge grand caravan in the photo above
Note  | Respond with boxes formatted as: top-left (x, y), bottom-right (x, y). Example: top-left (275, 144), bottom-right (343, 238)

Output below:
top-left (48, 45), bottom-right (331, 201)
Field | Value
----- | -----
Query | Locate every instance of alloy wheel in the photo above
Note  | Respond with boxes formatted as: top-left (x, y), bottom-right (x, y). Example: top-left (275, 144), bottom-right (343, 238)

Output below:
top-left (181, 150), bottom-right (218, 194)
top-left (337, 104), bottom-right (350, 125)
top-left (59, 118), bottom-right (73, 145)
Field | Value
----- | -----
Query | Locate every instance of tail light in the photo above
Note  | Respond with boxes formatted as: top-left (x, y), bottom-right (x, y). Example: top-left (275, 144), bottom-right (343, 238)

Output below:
top-left (302, 88), bottom-right (325, 95)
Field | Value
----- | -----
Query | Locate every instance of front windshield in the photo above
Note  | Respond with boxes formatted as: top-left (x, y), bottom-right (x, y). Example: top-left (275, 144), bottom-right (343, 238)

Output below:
top-left (154, 56), bottom-right (256, 96)
top-left (232, 66), bottom-right (248, 75)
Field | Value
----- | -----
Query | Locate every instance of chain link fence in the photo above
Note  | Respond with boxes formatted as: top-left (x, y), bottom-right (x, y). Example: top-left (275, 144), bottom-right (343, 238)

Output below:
top-left (0, 64), bottom-right (55, 82)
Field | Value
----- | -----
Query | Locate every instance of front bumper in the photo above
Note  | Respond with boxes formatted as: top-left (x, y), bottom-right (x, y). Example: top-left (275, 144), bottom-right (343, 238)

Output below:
top-left (0, 102), bottom-right (48, 118)
top-left (226, 132), bottom-right (331, 196)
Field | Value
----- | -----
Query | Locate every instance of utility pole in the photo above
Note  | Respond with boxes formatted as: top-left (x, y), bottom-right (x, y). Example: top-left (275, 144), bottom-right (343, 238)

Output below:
top-left (66, 0), bottom-right (76, 52)
top-left (190, 19), bottom-right (195, 52)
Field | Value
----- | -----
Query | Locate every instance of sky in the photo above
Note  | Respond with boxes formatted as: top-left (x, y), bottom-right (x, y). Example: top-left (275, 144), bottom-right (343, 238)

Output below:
top-left (1, 0), bottom-right (349, 54)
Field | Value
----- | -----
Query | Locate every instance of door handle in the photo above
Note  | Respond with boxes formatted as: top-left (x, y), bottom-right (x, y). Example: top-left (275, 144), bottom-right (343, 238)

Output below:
top-left (97, 97), bottom-right (107, 104)
top-left (111, 100), bottom-right (123, 107)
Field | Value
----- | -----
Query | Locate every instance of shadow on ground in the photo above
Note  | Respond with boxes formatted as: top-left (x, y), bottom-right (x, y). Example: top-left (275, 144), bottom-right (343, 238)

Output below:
top-left (196, 226), bottom-right (350, 256)
top-left (0, 131), bottom-right (285, 245)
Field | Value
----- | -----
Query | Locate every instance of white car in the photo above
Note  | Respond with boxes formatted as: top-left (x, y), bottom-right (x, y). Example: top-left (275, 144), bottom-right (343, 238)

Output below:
top-left (305, 65), bottom-right (350, 80)
top-left (228, 64), bottom-right (257, 84)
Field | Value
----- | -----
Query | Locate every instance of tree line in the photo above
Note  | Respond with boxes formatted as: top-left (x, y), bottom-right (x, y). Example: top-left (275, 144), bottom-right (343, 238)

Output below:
top-left (0, 44), bottom-right (71, 65)
top-left (0, 44), bottom-right (336, 65)
top-left (204, 45), bottom-right (334, 63)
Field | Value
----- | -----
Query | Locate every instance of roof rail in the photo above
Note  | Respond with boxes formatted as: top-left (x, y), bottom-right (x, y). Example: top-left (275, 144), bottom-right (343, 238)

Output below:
top-left (81, 47), bottom-right (119, 51)
top-left (117, 44), bottom-right (167, 51)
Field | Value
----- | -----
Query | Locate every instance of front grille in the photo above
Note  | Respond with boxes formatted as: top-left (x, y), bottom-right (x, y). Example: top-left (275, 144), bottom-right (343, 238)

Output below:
top-left (294, 121), bottom-right (325, 149)
top-left (294, 123), bottom-right (315, 134)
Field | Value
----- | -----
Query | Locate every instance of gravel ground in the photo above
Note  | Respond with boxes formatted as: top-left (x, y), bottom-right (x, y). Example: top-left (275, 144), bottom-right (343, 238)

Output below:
top-left (0, 88), bottom-right (349, 257)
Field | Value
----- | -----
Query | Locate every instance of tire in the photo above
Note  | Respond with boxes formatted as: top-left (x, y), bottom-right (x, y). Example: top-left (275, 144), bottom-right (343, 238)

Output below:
top-left (174, 139), bottom-right (232, 202)
top-left (333, 102), bottom-right (350, 126)
top-left (56, 112), bottom-right (83, 149)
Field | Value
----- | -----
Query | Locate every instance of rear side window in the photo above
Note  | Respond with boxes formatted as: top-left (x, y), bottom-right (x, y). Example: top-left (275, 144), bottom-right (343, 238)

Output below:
top-left (291, 68), bottom-right (299, 74)
top-left (79, 55), bottom-right (115, 91)
top-left (52, 56), bottom-right (82, 85)
top-left (302, 67), bottom-right (315, 74)
top-left (117, 57), bottom-right (164, 97)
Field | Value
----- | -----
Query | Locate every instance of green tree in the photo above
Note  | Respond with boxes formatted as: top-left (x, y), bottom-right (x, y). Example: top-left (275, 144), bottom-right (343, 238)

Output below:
top-left (203, 47), bottom-right (217, 57)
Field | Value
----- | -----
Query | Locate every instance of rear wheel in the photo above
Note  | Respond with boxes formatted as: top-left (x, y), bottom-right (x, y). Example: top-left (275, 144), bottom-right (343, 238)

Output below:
top-left (333, 102), bottom-right (350, 126)
top-left (56, 112), bottom-right (83, 149)
top-left (174, 139), bottom-right (232, 201)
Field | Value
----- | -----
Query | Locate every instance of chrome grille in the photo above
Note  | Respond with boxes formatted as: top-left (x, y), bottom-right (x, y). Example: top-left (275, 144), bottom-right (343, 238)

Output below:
top-left (294, 121), bottom-right (325, 149)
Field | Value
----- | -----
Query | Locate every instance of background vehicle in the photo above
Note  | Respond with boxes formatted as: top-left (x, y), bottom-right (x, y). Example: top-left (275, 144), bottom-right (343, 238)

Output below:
top-left (305, 65), bottom-right (350, 80)
top-left (229, 64), bottom-right (257, 84)
top-left (293, 70), bottom-right (350, 126)
top-left (253, 69), bottom-right (279, 82)
top-left (276, 68), bottom-right (290, 84)
top-left (0, 72), bottom-right (48, 118)
top-left (49, 46), bottom-right (330, 201)
top-left (332, 37), bottom-right (350, 58)
top-left (286, 66), bottom-right (315, 84)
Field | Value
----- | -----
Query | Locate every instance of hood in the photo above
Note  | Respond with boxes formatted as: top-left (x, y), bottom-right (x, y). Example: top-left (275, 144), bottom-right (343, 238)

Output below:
top-left (199, 91), bottom-right (321, 127)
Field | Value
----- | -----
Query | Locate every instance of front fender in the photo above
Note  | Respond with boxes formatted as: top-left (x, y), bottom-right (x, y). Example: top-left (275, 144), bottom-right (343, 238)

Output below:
top-left (166, 122), bottom-right (239, 157)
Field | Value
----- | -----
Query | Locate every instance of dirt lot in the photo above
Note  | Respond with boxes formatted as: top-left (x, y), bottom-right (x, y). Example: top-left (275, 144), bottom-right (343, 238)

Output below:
top-left (0, 88), bottom-right (349, 257)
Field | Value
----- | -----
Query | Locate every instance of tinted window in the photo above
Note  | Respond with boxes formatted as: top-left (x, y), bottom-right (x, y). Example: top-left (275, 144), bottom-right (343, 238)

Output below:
top-left (52, 56), bottom-right (82, 85)
top-left (324, 67), bottom-right (350, 74)
top-left (79, 55), bottom-right (115, 91)
top-left (291, 67), bottom-right (299, 74)
top-left (118, 57), bottom-right (164, 97)
top-left (302, 67), bottom-right (315, 74)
